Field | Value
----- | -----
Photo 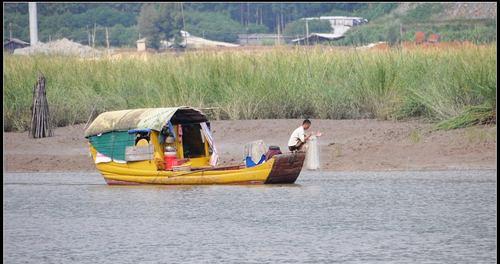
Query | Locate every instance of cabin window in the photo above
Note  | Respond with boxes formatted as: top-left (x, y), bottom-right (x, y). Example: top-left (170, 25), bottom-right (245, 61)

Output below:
top-left (135, 132), bottom-right (150, 146)
top-left (181, 123), bottom-right (206, 158)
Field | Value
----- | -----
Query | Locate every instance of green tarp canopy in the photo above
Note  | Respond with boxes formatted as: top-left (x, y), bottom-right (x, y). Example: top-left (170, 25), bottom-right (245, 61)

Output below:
top-left (84, 106), bottom-right (207, 138)
top-left (89, 131), bottom-right (135, 161)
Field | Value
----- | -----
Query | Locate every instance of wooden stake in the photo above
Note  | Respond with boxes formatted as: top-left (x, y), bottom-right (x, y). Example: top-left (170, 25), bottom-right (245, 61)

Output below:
top-left (30, 73), bottom-right (52, 138)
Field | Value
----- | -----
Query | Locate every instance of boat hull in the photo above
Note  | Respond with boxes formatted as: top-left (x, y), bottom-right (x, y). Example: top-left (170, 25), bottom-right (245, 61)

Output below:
top-left (98, 152), bottom-right (305, 185)
top-left (265, 152), bottom-right (306, 184)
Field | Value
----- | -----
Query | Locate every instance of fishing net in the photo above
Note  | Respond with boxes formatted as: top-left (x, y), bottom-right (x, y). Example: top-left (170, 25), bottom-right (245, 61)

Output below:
top-left (305, 135), bottom-right (320, 170)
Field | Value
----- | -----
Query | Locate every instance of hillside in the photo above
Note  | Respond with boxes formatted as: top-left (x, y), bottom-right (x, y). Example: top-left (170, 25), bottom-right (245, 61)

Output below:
top-left (3, 3), bottom-right (497, 47)
top-left (435, 2), bottom-right (496, 20)
top-left (392, 2), bottom-right (496, 20)
top-left (338, 2), bottom-right (497, 45)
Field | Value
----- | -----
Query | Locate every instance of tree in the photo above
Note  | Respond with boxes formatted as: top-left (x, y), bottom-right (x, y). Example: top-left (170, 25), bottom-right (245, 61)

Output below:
top-left (137, 4), bottom-right (160, 49)
top-left (138, 3), bottom-right (182, 49)
top-left (184, 11), bottom-right (244, 43)
top-left (157, 3), bottom-right (183, 47)
top-left (110, 24), bottom-right (138, 47)
top-left (386, 22), bottom-right (400, 45)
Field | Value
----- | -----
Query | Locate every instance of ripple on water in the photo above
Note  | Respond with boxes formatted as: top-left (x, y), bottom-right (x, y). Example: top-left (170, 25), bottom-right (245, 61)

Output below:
top-left (3, 170), bottom-right (497, 263)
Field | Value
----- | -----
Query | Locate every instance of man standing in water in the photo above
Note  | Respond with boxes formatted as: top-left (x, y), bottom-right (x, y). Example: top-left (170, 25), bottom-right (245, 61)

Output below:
top-left (288, 119), bottom-right (313, 151)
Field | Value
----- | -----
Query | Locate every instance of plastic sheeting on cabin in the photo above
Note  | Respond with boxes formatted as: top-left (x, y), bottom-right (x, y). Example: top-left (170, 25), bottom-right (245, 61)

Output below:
top-left (244, 140), bottom-right (267, 167)
top-left (88, 131), bottom-right (136, 161)
top-left (84, 107), bottom-right (208, 137)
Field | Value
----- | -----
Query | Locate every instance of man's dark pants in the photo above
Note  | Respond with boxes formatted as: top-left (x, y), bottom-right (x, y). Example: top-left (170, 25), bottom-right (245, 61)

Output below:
top-left (288, 141), bottom-right (305, 151)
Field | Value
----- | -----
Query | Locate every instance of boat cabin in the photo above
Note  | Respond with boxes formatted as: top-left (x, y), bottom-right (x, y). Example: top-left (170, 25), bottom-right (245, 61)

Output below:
top-left (84, 107), bottom-right (216, 171)
top-left (84, 106), bottom-right (305, 185)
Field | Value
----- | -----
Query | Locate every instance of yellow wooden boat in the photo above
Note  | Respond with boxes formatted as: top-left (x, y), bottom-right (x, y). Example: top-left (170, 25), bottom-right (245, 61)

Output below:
top-left (84, 107), bottom-right (305, 185)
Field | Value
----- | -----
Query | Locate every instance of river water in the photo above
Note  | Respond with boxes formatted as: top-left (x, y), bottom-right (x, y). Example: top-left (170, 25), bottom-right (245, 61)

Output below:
top-left (3, 170), bottom-right (497, 264)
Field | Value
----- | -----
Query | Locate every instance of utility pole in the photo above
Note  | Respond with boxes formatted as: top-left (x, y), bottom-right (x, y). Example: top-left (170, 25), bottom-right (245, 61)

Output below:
top-left (280, 3), bottom-right (284, 35)
top-left (255, 6), bottom-right (258, 24)
top-left (240, 3), bottom-right (243, 25)
top-left (260, 7), bottom-right (263, 25)
top-left (400, 23), bottom-right (403, 47)
top-left (276, 15), bottom-right (281, 45)
top-left (181, 3), bottom-right (186, 47)
top-left (246, 2), bottom-right (249, 27)
top-left (91, 23), bottom-right (96, 49)
top-left (305, 19), bottom-right (309, 45)
top-left (105, 27), bottom-right (109, 51)
top-left (28, 2), bottom-right (38, 45)
top-left (87, 25), bottom-right (91, 46)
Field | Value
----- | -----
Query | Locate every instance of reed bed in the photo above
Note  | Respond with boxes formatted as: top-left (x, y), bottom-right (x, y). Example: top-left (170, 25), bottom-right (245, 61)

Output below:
top-left (3, 43), bottom-right (496, 131)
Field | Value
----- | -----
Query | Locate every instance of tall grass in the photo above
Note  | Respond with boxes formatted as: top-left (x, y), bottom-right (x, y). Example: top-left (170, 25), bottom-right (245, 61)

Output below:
top-left (3, 43), bottom-right (496, 131)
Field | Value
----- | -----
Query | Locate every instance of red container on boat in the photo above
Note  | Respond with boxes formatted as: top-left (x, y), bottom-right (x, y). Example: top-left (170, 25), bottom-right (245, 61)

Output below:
top-left (164, 151), bottom-right (177, 170)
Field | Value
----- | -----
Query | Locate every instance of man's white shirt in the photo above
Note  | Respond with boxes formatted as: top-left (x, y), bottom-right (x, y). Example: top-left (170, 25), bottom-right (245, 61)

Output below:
top-left (288, 126), bottom-right (305, 147)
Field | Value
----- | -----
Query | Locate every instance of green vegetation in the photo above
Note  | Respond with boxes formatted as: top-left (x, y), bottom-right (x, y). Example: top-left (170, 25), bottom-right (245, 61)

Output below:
top-left (336, 19), bottom-right (402, 46)
top-left (402, 3), bottom-right (444, 23)
top-left (401, 19), bottom-right (497, 44)
top-left (4, 3), bottom-right (496, 47)
top-left (339, 3), bottom-right (497, 46)
top-left (355, 3), bottom-right (398, 21)
top-left (4, 44), bottom-right (496, 131)
top-left (137, 3), bottom-right (183, 49)
top-left (3, 3), bottom-right (365, 46)
top-left (184, 11), bottom-right (245, 43)
top-left (436, 104), bottom-right (495, 130)
top-left (408, 129), bottom-right (422, 144)
top-left (338, 17), bottom-right (497, 46)
top-left (464, 126), bottom-right (496, 144)
top-left (4, 3), bottom-right (141, 47)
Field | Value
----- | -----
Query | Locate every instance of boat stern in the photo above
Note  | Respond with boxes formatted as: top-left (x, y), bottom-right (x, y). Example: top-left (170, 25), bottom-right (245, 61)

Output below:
top-left (264, 152), bottom-right (306, 184)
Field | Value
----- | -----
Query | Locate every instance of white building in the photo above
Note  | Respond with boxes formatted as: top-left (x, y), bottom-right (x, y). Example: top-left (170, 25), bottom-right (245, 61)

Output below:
top-left (301, 16), bottom-right (368, 39)
top-left (136, 38), bottom-right (146, 51)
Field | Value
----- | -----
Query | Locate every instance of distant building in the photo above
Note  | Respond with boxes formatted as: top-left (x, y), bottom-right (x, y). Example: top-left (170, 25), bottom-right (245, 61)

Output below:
top-left (3, 38), bottom-right (30, 53)
top-left (317, 16), bottom-right (368, 27)
top-left (292, 16), bottom-right (368, 45)
top-left (237, 34), bottom-right (293, 45)
top-left (427, 34), bottom-right (440, 43)
top-left (291, 33), bottom-right (344, 45)
top-left (136, 38), bottom-right (146, 51)
top-left (302, 16), bottom-right (368, 38)
top-left (415, 32), bottom-right (425, 44)
top-left (160, 31), bottom-right (239, 49)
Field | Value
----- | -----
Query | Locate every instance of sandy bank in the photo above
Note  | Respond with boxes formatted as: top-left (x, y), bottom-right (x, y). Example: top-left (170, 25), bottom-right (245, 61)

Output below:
top-left (3, 119), bottom-right (496, 172)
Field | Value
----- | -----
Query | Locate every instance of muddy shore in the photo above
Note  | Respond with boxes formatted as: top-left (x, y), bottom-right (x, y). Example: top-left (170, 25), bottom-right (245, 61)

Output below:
top-left (3, 119), bottom-right (496, 172)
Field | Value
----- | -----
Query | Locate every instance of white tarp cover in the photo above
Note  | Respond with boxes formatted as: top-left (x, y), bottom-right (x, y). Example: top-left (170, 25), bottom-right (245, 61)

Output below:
top-left (84, 107), bottom-right (206, 137)
top-left (200, 122), bottom-right (218, 166)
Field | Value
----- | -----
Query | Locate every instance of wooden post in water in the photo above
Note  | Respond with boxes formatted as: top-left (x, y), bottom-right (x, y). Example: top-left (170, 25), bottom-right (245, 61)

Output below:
top-left (30, 73), bottom-right (53, 138)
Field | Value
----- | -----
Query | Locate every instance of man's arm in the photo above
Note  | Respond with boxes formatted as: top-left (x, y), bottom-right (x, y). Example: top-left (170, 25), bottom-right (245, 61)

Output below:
top-left (300, 132), bottom-right (311, 143)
